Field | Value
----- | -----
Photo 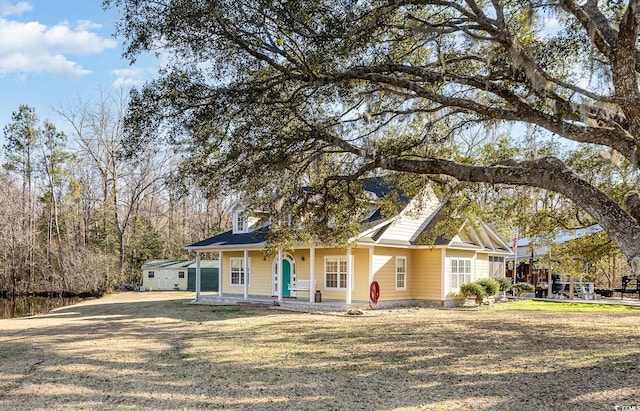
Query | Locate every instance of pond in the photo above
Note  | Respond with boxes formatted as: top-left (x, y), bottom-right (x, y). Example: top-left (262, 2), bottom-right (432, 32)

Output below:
top-left (0, 295), bottom-right (87, 319)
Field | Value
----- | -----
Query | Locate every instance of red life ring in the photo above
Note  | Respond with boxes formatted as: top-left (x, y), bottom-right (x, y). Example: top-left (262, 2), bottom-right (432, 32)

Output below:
top-left (369, 281), bottom-right (380, 304)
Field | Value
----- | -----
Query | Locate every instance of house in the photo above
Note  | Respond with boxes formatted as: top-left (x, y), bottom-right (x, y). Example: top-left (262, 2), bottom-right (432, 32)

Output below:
top-left (507, 225), bottom-right (609, 298)
top-left (185, 183), bottom-right (512, 307)
top-left (141, 259), bottom-right (219, 291)
top-left (507, 225), bottom-right (605, 284)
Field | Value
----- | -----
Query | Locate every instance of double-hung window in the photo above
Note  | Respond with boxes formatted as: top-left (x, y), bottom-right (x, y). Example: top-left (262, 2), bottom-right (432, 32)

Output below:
top-left (230, 257), bottom-right (250, 286)
top-left (451, 258), bottom-right (472, 289)
top-left (325, 256), bottom-right (348, 289)
top-left (396, 257), bottom-right (407, 290)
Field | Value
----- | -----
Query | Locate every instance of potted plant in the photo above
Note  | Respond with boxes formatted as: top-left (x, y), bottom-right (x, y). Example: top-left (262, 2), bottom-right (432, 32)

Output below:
top-left (512, 282), bottom-right (535, 298)
top-left (476, 278), bottom-right (500, 302)
top-left (496, 277), bottom-right (513, 300)
top-left (460, 282), bottom-right (486, 306)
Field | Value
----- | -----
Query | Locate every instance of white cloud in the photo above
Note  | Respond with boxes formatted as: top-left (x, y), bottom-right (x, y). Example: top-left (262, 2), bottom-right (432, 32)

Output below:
top-left (0, 0), bottom-right (31, 17)
top-left (0, 7), bottom-right (117, 79)
top-left (76, 19), bottom-right (103, 31)
top-left (0, 52), bottom-right (91, 79)
top-left (112, 67), bottom-right (146, 87)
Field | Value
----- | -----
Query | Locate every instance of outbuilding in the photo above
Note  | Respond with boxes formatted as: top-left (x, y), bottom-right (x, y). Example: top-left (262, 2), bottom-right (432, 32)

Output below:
top-left (141, 259), bottom-right (218, 291)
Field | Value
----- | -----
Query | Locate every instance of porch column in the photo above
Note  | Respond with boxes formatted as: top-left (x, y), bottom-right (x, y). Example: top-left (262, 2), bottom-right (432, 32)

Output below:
top-left (346, 247), bottom-right (353, 305)
top-left (218, 251), bottom-right (224, 297)
top-left (243, 249), bottom-right (249, 299)
top-left (195, 252), bottom-right (201, 301)
top-left (309, 246), bottom-right (316, 303)
top-left (368, 246), bottom-right (374, 284)
top-left (277, 249), bottom-right (283, 302)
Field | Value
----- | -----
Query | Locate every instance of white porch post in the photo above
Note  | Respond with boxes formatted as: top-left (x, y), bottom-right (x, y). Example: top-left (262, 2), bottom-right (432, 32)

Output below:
top-left (195, 252), bottom-right (201, 301)
top-left (346, 247), bottom-right (353, 305)
top-left (218, 251), bottom-right (224, 297)
top-left (277, 249), bottom-right (283, 303)
top-left (309, 246), bottom-right (316, 303)
top-left (368, 246), bottom-right (374, 284)
top-left (243, 249), bottom-right (249, 299)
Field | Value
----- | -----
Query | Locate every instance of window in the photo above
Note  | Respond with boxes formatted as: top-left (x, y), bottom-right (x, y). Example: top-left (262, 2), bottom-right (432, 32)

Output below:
top-left (451, 258), bottom-right (472, 289)
top-left (325, 257), bottom-right (348, 289)
top-left (234, 210), bottom-right (248, 233)
top-left (230, 257), bottom-right (250, 286)
top-left (396, 257), bottom-right (407, 290)
top-left (148, 271), bottom-right (155, 279)
top-left (489, 256), bottom-right (505, 278)
top-left (178, 271), bottom-right (185, 279)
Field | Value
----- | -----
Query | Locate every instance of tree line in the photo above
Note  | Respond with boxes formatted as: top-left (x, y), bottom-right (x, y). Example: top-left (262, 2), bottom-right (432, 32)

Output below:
top-left (0, 92), bottom-right (230, 296)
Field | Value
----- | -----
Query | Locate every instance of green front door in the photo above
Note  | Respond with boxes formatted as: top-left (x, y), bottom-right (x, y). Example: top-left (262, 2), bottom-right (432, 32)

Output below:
top-left (282, 259), bottom-right (291, 297)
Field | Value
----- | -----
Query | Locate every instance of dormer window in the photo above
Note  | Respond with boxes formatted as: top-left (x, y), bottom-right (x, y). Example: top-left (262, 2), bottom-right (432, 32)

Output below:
top-left (234, 210), bottom-right (248, 233)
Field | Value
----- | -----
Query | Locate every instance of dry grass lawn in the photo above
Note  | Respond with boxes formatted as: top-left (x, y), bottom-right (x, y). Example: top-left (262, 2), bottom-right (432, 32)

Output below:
top-left (0, 292), bottom-right (639, 410)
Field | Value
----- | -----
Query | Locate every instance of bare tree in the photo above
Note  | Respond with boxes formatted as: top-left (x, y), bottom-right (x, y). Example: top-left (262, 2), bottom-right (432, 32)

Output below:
top-left (57, 89), bottom-right (166, 274)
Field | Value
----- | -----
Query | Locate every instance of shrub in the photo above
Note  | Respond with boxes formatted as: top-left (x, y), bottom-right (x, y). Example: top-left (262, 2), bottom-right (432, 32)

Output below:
top-left (460, 282), bottom-right (486, 305)
top-left (476, 278), bottom-right (500, 296)
top-left (496, 277), bottom-right (513, 292)
top-left (512, 282), bottom-right (535, 297)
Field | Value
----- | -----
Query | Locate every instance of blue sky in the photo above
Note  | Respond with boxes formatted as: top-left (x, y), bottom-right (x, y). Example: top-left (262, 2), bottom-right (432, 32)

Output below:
top-left (0, 0), bottom-right (158, 141)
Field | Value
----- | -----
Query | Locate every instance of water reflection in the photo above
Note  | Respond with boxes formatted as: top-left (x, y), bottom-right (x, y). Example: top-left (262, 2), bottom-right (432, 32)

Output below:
top-left (0, 296), bottom-right (86, 319)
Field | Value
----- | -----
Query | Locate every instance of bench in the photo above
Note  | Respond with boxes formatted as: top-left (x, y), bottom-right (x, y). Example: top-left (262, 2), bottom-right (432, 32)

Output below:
top-left (614, 275), bottom-right (640, 299)
top-left (288, 280), bottom-right (316, 291)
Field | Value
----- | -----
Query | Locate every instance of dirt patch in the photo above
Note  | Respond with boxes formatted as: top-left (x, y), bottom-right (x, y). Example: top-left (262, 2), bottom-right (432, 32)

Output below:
top-left (0, 292), bottom-right (639, 410)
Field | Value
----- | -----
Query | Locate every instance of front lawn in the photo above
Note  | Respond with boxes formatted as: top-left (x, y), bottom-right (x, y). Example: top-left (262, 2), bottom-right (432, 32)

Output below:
top-left (0, 292), bottom-right (638, 410)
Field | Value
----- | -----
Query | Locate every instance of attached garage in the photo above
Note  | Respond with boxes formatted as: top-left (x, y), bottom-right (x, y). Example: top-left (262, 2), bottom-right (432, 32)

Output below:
top-left (187, 260), bottom-right (219, 292)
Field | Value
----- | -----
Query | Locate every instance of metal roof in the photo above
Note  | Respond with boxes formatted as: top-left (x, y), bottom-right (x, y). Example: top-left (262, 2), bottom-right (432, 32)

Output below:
top-left (141, 259), bottom-right (218, 269)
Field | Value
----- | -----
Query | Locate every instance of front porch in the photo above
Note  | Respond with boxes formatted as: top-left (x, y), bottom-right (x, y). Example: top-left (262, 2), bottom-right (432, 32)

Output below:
top-left (192, 292), bottom-right (369, 312)
top-left (191, 292), bottom-right (434, 312)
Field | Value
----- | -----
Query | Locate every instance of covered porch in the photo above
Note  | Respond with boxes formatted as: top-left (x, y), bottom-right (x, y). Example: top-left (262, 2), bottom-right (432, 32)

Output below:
top-left (192, 292), bottom-right (371, 312)
top-left (188, 242), bottom-right (370, 306)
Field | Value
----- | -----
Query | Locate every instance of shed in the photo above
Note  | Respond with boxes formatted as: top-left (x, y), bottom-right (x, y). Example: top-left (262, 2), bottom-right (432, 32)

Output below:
top-left (141, 260), bottom-right (192, 290)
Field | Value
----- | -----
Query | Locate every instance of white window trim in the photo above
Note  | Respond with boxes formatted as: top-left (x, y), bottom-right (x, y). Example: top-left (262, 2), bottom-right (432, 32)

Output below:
top-left (229, 257), bottom-right (251, 286)
top-left (324, 256), bottom-right (348, 290)
top-left (396, 256), bottom-right (407, 290)
top-left (450, 257), bottom-right (472, 290)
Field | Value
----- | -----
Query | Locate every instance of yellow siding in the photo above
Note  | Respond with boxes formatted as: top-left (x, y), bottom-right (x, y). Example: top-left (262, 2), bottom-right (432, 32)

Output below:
top-left (222, 251), bottom-right (278, 296)
top-left (221, 248), bottom-right (366, 299)
top-left (308, 248), bottom-right (369, 301)
top-left (247, 252), bottom-right (272, 295)
top-left (372, 247), bottom-right (413, 301)
top-left (411, 248), bottom-right (443, 300)
top-left (352, 248), bottom-right (370, 301)
top-left (174, 269), bottom-right (188, 290)
top-left (142, 268), bottom-right (188, 291)
top-left (142, 269), bottom-right (154, 290)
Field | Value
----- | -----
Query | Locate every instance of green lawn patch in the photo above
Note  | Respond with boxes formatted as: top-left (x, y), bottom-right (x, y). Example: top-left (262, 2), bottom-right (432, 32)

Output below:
top-left (492, 299), bottom-right (640, 312)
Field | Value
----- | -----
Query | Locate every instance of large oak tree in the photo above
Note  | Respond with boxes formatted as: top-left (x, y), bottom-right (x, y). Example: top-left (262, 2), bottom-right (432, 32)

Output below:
top-left (108, 0), bottom-right (640, 272)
